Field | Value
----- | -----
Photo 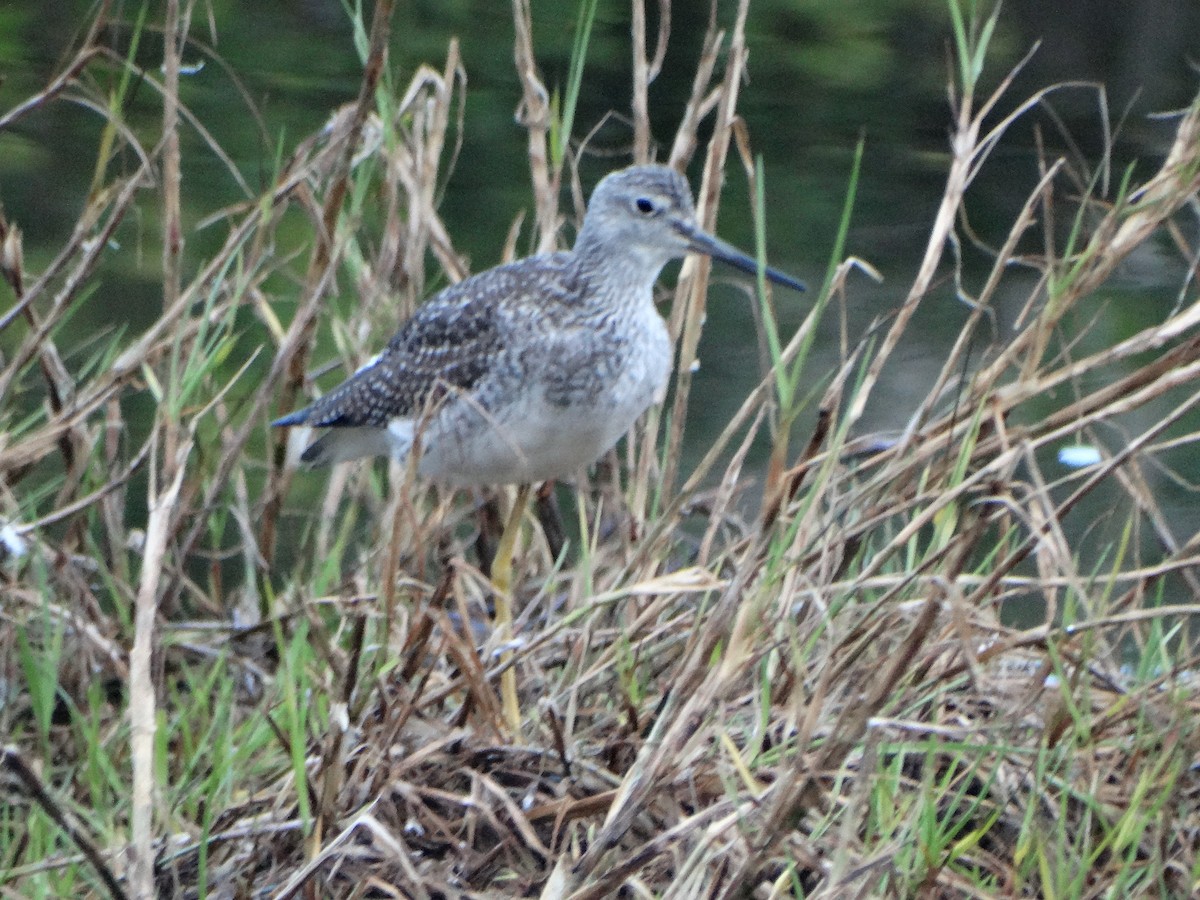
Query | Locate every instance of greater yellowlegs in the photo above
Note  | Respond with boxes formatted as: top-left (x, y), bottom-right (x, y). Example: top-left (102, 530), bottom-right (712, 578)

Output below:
top-left (273, 164), bottom-right (804, 480)
top-left (273, 164), bottom-right (804, 733)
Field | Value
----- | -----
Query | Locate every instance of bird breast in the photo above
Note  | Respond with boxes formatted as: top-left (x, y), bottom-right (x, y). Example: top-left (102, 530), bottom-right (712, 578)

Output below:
top-left (416, 303), bottom-right (672, 486)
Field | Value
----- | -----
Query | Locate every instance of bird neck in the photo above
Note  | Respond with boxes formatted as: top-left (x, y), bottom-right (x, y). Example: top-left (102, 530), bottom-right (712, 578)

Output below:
top-left (571, 235), bottom-right (669, 304)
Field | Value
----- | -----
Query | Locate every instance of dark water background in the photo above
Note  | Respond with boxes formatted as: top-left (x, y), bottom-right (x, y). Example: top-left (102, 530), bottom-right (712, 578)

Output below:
top-left (1, 1), bottom-right (1199, 604)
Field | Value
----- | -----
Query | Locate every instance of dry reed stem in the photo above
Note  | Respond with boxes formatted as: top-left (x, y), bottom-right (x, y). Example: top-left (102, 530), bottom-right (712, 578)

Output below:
top-left (128, 440), bottom-right (189, 896)
top-left (261, 0), bottom-right (397, 563)
top-left (625, 17), bottom-right (723, 527)
top-left (125, 3), bottom-right (186, 894)
top-left (846, 71), bottom-right (982, 431)
top-left (512, 0), bottom-right (558, 252)
top-left (661, 0), bottom-right (752, 500)
top-left (631, 0), bottom-right (670, 164)
top-left (667, 22), bottom-right (722, 172)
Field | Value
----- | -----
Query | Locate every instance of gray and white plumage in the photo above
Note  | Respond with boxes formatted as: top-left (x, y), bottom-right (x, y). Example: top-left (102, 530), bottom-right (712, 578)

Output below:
top-left (273, 164), bottom-right (804, 485)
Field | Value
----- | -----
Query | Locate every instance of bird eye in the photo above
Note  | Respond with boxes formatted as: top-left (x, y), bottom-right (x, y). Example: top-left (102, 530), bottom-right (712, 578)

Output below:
top-left (635, 197), bottom-right (655, 215)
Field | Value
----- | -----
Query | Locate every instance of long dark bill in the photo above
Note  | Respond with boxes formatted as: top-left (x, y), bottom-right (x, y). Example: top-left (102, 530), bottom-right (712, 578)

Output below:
top-left (683, 226), bottom-right (807, 293)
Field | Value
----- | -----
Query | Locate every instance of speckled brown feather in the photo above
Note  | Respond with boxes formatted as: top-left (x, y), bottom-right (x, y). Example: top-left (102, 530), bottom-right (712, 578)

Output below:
top-left (275, 255), bottom-right (581, 430)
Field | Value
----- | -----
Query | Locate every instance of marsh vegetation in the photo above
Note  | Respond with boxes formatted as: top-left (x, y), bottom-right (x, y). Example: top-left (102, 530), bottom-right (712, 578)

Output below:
top-left (2, 1), bottom-right (1199, 896)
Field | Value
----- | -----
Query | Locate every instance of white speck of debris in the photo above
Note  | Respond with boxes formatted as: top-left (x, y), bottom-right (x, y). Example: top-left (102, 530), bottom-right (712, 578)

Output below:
top-left (0, 523), bottom-right (28, 559)
top-left (1058, 445), bottom-right (1102, 468)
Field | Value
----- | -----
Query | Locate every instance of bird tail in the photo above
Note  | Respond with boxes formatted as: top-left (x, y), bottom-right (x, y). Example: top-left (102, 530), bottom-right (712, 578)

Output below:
top-left (294, 427), bottom-right (396, 467)
top-left (298, 432), bottom-right (339, 467)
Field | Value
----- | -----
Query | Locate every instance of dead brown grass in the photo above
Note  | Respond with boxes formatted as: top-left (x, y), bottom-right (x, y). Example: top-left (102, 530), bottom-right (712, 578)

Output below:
top-left (2, 1), bottom-right (1200, 898)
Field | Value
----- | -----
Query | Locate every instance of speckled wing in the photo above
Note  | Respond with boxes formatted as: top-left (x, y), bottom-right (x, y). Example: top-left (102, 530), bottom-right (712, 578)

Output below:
top-left (276, 254), bottom-right (587, 429)
top-left (273, 253), bottom-right (583, 466)
top-left (274, 284), bottom-right (503, 433)
top-left (333, 319), bottom-right (487, 428)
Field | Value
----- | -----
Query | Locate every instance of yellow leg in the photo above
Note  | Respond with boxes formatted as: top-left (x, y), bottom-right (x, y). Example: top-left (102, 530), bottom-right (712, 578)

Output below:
top-left (491, 483), bottom-right (530, 737)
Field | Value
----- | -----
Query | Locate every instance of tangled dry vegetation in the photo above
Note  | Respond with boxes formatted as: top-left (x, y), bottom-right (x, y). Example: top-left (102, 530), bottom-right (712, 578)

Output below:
top-left (2, 1), bottom-right (1200, 897)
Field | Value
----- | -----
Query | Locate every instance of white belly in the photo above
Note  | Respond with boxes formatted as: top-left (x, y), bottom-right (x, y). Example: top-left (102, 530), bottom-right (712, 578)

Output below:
top-left (418, 400), bottom-right (626, 485)
top-left (419, 312), bottom-right (671, 485)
